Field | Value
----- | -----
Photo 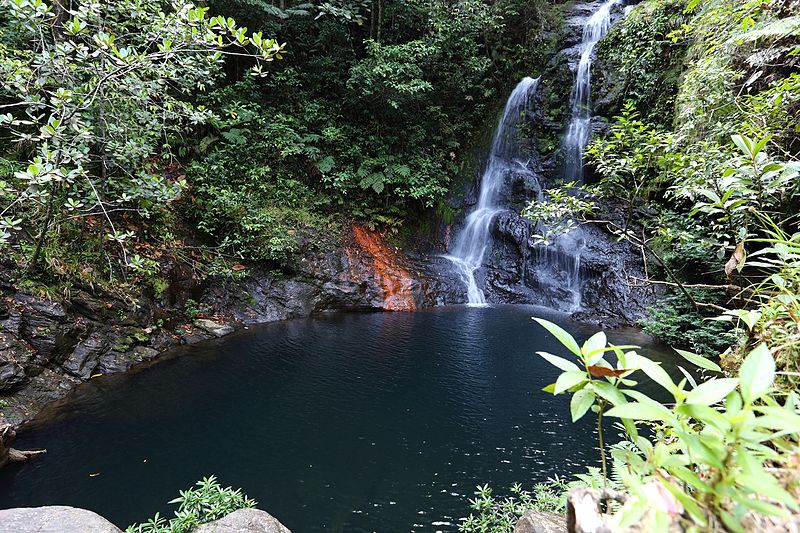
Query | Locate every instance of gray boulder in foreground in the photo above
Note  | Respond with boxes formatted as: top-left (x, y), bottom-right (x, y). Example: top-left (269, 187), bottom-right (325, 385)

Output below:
top-left (514, 509), bottom-right (566, 533)
top-left (192, 509), bottom-right (292, 533)
top-left (0, 506), bottom-right (122, 533)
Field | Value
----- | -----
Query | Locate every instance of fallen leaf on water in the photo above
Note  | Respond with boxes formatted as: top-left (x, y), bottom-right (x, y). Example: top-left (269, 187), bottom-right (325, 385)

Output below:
top-left (89, 472), bottom-right (100, 477)
top-left (90, 373), bottom-right (103, 379)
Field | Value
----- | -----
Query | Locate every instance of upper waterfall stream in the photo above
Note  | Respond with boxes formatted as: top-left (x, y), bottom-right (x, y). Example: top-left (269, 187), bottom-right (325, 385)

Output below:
top-left (446, 77), bottom-right (539, 306)
top-left (563, 0), bottom-right (622, 183)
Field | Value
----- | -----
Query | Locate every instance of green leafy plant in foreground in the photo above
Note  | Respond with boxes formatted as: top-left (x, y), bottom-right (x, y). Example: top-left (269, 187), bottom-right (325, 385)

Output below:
top-left (125, 476), bottom-right (256, 533)
top-left (458, 479), bottom-right (569, 532)
top-left (536, 317), bottom-right (800, 532)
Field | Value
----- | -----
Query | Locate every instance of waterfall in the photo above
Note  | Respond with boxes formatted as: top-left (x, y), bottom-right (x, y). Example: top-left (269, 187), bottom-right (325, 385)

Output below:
top-left (447, 77), bottom-right (540, 306)
top-left (531, 232), bottom-right (586, 312)
top-left (563, 0), bottom-right (621, 183)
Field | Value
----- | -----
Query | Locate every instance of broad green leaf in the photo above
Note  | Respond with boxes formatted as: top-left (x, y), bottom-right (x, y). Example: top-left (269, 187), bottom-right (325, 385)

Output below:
top-left (592, 381), bottom-right (627, 406)
top-left (636, 356), bottom-right (678, 396)
top-left (739, 343), bottom-right (775, 403)
top-left (542, 383), bottom-right (556, 394)
top-left (753, 406), bottom-right (800, 433)
top-left (554, 371), bottom-right (588, 395)
top-left (686, 378), bottom-right (739, 406)
top-left (533, 318), bottom-right (581, 357)
top-left (732, 134), bottom-right (752, 157)
top-left (582, 331), bottom-right (607, 358)
top-left (570, 389), bottom-right (595, 422)
top-left (737, 472), bottom-right (797, 509)
top-left (606, 402), bottom-right (670, 421)
top-left (680, 432), bottom-right (725, 470)
top-left (537, 351), bottom-right (581, 372)
top-left (675, 348), bottom-right (721, 372)
top-left (622, 417), bottom-right (639, 439)
top-left (677, 366), bottom-right (697, 389)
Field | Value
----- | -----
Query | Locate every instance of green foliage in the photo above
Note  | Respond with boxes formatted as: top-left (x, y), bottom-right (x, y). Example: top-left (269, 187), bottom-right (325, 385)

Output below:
top-left (585, 104), bottom-right (672, 229)
top-left (0, 0), bottom-right (282, 277)
top-left (458, 480), bottom-right (569, 533)
top-left (201, 0), bottom-right (561, 222)
top-left (183, 299), bottom-right (212, 320)
top-left (640, 291), bottom-right (737, 358)
top-left (522, 183), bottom-right (596, 245)
top-left (532, 0), bottom-right (800, 377)
top-left (721, 214), bottom-right (800, 388)
top-left (125, 476), bottom-right (256, 533)
top-left (537, 318), bottom-right (800, 531)
top-left (596, 0), bottom-right (688, 125)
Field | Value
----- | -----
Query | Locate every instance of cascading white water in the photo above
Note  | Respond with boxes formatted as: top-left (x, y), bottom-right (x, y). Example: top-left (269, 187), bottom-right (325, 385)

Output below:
top-left (447, 77), bottom-right (540, 306)
top-left (563, 0), bottom-right (621, 183)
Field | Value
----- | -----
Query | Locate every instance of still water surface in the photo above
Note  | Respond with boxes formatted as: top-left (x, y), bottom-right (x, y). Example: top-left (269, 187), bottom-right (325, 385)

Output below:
top-left (0, 305), bottom-right (674, 531)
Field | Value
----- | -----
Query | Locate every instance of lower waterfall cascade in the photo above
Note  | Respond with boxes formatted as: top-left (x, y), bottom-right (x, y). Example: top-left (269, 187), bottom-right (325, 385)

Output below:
top-left (446, 77), bottom-right (540, 306)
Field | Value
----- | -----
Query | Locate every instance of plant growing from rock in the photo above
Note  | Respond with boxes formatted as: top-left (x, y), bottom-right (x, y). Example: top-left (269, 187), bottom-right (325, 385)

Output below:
top-left (125, 475), bottom-right (256, 533)
top-left (536, 317), bottom-right (800, 531)
top-left (459, 480), bottom-right (569, 533)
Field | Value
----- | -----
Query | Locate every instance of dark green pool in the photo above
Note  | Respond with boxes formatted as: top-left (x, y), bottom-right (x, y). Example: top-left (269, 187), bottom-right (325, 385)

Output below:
top-left (0, 305), bottom-right (674, 531)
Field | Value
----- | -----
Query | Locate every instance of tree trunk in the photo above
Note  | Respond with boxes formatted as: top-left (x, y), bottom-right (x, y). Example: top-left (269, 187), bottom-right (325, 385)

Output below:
top-left (26, 181), bottom-right (58, 276)
top-left (376, 0), bottom-right (382, 43)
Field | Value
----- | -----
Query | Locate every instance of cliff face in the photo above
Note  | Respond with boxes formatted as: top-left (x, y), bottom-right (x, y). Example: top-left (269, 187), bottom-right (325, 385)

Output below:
top-left (0, 224), bottom-right (452, 427)
top-left (436, 0), bottom-right (657, 323)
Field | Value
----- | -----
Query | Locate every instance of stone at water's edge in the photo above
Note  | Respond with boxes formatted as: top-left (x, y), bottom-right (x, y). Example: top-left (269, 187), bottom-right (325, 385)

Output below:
top-left (351, 224), bottom-right (417, 311)
top-left (0, 507), bottom-right (292, 533)
top-left (0, 506), bottom-right (122, 533)
top-left (193, 318), bottom-right (235, 338)
top-left (514, 509), bottom-right (567, 533)
top-left (193, 509), bottom-right (292, 533)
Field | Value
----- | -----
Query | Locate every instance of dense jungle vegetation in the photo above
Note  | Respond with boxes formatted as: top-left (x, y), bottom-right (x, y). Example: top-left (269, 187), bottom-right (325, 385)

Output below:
top-left (0, 0), bottom-right (560, 286)
top-left (1, 0), bottom-right (800, 531)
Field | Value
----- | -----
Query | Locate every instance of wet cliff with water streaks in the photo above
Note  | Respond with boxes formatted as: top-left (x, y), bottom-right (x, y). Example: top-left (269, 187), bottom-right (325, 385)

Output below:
top-left (442, 0), bottom-right (655, 324)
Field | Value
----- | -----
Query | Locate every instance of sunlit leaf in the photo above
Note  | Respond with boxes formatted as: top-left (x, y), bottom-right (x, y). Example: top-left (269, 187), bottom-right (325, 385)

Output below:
top-left (533, 318), bottom-right (581, 357)
top-left (739, 344), bottom-right (775, 403)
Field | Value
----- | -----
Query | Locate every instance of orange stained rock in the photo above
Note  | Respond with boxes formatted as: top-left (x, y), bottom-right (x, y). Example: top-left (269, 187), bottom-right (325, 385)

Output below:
top-left (352, 225), bottom-right (416, 311)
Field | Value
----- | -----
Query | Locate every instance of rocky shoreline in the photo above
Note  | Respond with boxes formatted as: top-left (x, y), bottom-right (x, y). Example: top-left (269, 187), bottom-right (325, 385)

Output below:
top-left (0, 225), bottom-right (457, 431)
top-left (0, 213), bottom-right (654, 434)
top-left (0, 505), bottom-right (568, 533)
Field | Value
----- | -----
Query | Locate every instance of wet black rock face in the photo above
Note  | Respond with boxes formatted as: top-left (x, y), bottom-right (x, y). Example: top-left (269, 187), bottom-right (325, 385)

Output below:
top-left (436, 0), bottom-right (654, 323)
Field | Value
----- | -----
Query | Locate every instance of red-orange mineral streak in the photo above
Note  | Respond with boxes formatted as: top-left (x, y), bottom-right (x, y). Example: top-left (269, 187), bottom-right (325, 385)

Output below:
top-left (352, 225), bottom-right (416, 311)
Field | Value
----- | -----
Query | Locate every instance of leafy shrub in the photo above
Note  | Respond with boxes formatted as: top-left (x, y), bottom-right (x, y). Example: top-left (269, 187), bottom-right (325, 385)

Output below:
top-left (536, 318), bottom-right (800, 532)
top-left (596, 0), bottom-right (687, 126)
top-left (458, 480), bottom-right (569, 532)
top-left (125, 476), bottom-right (256, 533)
top-left (639, 291), bottom-right (737, 358)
